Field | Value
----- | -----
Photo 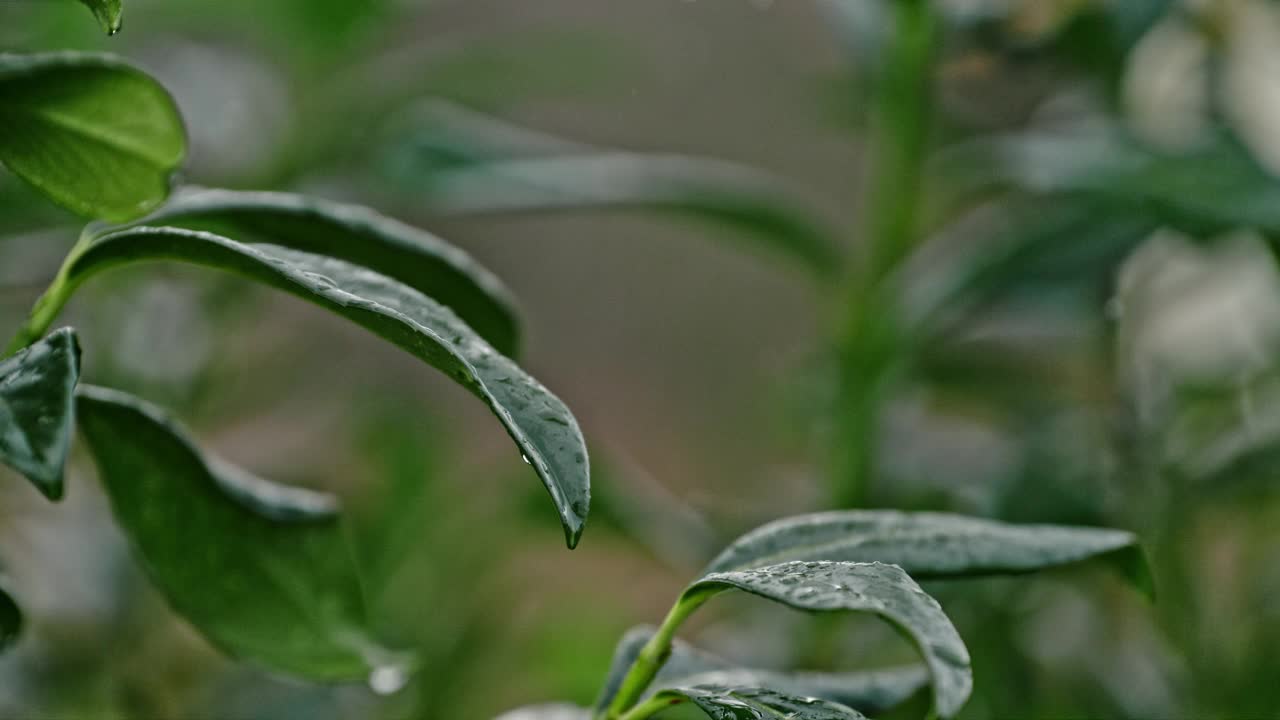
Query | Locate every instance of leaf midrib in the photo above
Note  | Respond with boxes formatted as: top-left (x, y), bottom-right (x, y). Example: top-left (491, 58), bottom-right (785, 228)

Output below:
top-left (0, 102), bottom-right (176, 168)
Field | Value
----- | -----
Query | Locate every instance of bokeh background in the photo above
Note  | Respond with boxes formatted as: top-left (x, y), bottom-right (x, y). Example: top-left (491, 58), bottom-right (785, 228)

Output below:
top-left (4, 1), bottom-right (1280, 718)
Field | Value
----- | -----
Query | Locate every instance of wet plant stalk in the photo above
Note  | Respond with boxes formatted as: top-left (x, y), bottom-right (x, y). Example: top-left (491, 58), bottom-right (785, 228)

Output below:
top-left (599, 591), bottom-right (715, 719)
top-left (833, 0), bottom-right (937, 509)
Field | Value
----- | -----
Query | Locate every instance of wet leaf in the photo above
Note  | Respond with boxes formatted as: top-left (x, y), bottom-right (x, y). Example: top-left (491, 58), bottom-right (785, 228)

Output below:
top-left (645, 684), bottom-right (867, 720)
top-left (0, 53), bottom-right (185, 221)
top-left (703, 510), bottom-right (1153, 599)
top-left (683, 561), bottom-right (971, 719)
top-left (79, 0), bottom-right (123, 34)
top-left (594, 626), bottom-right (926, 716)
top-left (0, 328), bottom-right (80, 500)
top-left (143, 188), bottom-right (522, 356)
top-left (75, 385), bottom-right (396, 679)
top-left (67, 225), bottom-right (588, 546)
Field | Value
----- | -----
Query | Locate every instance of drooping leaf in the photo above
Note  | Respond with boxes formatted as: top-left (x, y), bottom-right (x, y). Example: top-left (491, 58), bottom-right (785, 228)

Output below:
top-left (703, 510), bottom-right (1153, 599)
top-left (643, 684), bottom-right (867, 720)
top-left (0, 53), bottom-right (185, 221)
top-left (0, 581), bottom-right (20, 652)
top-left (78, 0), bottom-right (124, 34)
top-left (379, 102), bottom-right (842, 280)
top-left (493, 704), bottom-right (590, 720)
top-left (593, 626), bottom-right (927, 716)
top-left (0, 327), bottom-right (80, 500)
top-left (682, 561), bottom-right (971, 719)
top-left (75, 385), bottom-right (398, 679)
top-left (64, 225), bottom-right (588, 546)
top-left (141, 188), bottom-right (522, 356)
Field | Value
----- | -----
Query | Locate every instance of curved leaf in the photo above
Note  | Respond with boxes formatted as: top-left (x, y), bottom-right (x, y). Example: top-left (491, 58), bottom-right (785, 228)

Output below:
top-left (75, 385), bottom-right (398, 679)
top-left (704, 510), bottom-right (1153, 599)
top-left (79, 0), bottom-right (124, 34)
top-left (0, 581), bottom-right (19, 652)
top-left (641, 685), bottom-right (866, 720)
top-left (0, 327), bottom-right (80, 500)
top-left (67, 226), bottom-right (588, 546)
top-left (142, 188), bottom-right (522, 356)
top-left (594, 626), bottom-right (926, 716)
top-left (684, 561), bottom-right (971, 719)
top-left (381, 103), bottom-right (841, 280)
top-left (494, 704), bottom-right (590, 720)
top-left (0, 53), bottom-right (185, 221)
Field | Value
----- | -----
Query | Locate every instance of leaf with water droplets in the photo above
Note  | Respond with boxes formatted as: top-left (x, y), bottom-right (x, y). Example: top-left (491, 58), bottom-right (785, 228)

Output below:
top-left (493, 704), bottom-right (590, 720)
top-left (140, 188), bottom-right (522, 356)
top-left (0, 53), bottom-right (185, 221)
top-left (703, 510), bottom-right (1153, 599)
top-left (79, 0), bottom-right (123, 34)
top-left (0, 328), bottom-right (80, 500)
top-left (593, 626), bottom-right (926, 716)
top-left (644, 684), bottom-right (867, 720)
top-left (64, 224), bottom-right (588, 546)
top-left (381, 101), bottom-right (841, 280)
top-left (0, 581), bottom-right (20, 652)
top-left (683, 561), bottom-right (971, 719)
top-left (75, 385), bottom-right (398, 679)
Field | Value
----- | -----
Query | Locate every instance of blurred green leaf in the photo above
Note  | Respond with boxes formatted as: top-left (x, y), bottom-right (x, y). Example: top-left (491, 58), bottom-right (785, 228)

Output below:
top-left (703, 510), bottom-right (1153, 599)
top-left (0, 580), bottom-right (19, 652)
top-left (594, 626), bottom-right (927, 716)
top-left (495, 704), bottom-right (590, 720)
top-left (75, 384), bottom-right (393, 680)
top-left (379, 103), bottom-right (841, 280)
top-left (78, 0), bottom-right (122, 34)
top-left (637, 685), bottom-right (866, 720)
top-left (66, 224), bottom-right (589, 546)
top-left (0, 327), bottom-right (80, 500)
top-left (681, 561), bottom-right (971, 719)
top-left (143, 187), bottom-right (522, 356)
top-left (0, 53), bottom-right (185, 222)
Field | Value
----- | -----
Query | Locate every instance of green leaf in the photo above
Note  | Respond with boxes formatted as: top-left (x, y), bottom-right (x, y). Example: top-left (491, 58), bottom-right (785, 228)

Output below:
top-left (494, 705), bottom-right (590, 720)
top-left (703, 510), bottom-right (1154, 599)
top-left (141, 187), bottom-right (522, 356)
top-left (638, 685), bottom-right (867, 720)
top-left (79, 0), bottom-right (124, 34)
top-left (65, 225), bottom-right (589, 546)
top-left (381, 103), bottom-right (842, 280)
top-left (0, 53), bottom-right (185, 222)
top-left (683, 561), bottom-right (971, 719)
top-left (75, 385), bottom-right (397, 679)
top-left (0, 327), bottom-right (80, 500)
top-left (0, 581), bottom-right (20, 652)
top-left (594, 626), bottom-right (926, 716)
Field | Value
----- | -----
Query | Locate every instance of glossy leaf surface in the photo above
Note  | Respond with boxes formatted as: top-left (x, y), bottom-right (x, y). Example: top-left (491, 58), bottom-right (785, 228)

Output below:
top-left (68, 226), bottom-right (588, 546)
top-left (0, 328), bottom-right (80, 500)
top-left (685, 561), bottom-right (971, 718)
top-left (703, 510), bottom-right (1153, 599)
top-left (75, 385), bottom-right (390, 679)
top-left (645, 684), bottom-right (867, 720)
top-left (594, 626), bottom-right (926, 716)
top-left (143, 188), bottom-right (521, 356)
top-left (0, 53), bottom-right (184, 221)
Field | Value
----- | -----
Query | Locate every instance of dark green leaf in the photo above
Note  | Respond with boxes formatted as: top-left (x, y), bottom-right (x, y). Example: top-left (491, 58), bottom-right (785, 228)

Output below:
top-left (142, 188), bottom-right (522, 356)
top-left (0, 581), bottom-right (20, 652)
top-left (381, 103), bottom-right (841, 280)
top-left (68, 225), bottom-right (588, 546)
top-left (0, 53), bottom-right (185, 221)
top-left (703, 510), bottom-right (1153, 599)
top-left (494, 704), bottom-right (590, 720)
top-left (75, 385), bottom-right (397, 679)
top-left (684, 561), bottom-right (971, 719)
top-left (644, 684), bottom-right (867, 720)
top-left (594, 626), bottom-right (926, 716)
top-left (0, 327), bottom-right (80, 500)
top-left (79, 0), bottom-right (124, 34)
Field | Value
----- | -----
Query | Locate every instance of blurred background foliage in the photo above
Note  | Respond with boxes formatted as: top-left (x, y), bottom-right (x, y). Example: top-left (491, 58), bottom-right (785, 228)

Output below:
top-left (4, 0), bottom-right (1280, 717)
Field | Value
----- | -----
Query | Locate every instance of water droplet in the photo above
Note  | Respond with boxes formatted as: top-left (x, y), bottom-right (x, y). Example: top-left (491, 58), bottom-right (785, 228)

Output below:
top-left (368, 665), bottom-right (408, 695)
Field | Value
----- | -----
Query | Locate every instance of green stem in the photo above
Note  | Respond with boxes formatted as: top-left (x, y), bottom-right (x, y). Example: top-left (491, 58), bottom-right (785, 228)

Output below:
top-left (599, 590), bottom-right (715, 720)
top-left (3, 233), bottom-right (90, 358)
top-left (832, 0), bottom-right (937, 509)
top-left (616, 695), bottom-right (685, 720)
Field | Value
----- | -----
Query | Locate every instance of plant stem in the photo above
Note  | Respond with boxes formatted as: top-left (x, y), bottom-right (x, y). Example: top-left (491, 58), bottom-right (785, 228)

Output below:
top-left (833, 0), bottom-right (937, 509)
top-left (599, 591), bottom-right (715, 720)
top-left (616, 695), bottom-right (684, 720)
top-left (2, 232), bottom-right (91, 358)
